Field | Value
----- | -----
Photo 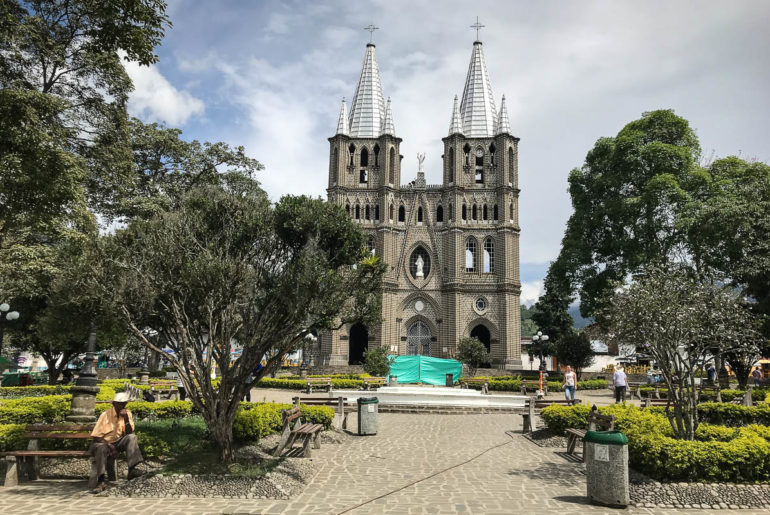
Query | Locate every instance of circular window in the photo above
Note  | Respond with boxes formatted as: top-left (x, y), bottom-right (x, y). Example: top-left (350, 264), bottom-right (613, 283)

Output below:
top-left (474, 297), bottom-right (488, 314)
top-left (414, 300), bottom-right (425, 312)
top-left (409, 247), bottom-right (431, 279)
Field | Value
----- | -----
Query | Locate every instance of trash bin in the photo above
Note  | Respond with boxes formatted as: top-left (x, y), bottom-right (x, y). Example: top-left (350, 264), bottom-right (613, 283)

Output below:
top-left (388, 375), bottom-right (398, 387)
top-left (357, 397), bottom-right (379, 435)
top-left (584, 430), bottom-right (629, 507)
top-left (445, 373), bottom-right (454, 387)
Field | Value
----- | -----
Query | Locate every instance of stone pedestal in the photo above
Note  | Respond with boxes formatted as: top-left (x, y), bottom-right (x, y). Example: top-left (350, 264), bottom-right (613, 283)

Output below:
top-left (299, 366), bottom-right (308, 379)
top-left (66, 385), bottom-right (100, 423)
top-left (139, 367), bottom-right (150, 385)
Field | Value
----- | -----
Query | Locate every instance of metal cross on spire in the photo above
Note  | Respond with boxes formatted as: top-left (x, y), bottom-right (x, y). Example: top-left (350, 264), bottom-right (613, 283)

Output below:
top-left (470, 16), bottom-right (485, 41)
top-left (364, 24), bottom-right (379, 43)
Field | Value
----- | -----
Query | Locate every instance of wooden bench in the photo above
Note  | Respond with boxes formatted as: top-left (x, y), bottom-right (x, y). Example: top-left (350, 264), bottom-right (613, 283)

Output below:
top-left (698, 384), bottom-right (723, 403)
top-left (362, 377), bottom-right (386, 390)
top-left (306, 377), bottom-right (332, 394)
top-left (0, 424), bottom-right (117, 489)
top-left (520, 379), bottom-right (548, 396)
top-left (643, 398), bottom-right (670, 408)
top-left (149, 384), bottom-right (178, 400)
top-left (293, 396), bottom-right (353, 430)
top-left (565, 412), bottom-right (615, 461)
top-left (625, 382), bottom-right (644, 400)
top-left (272, 407), bottom-right (323, 458)
top-left (461, 377), bottom-right (489, 394)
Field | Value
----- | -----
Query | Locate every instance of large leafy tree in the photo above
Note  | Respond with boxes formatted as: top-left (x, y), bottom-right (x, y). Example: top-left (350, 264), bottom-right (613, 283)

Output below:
top-left (553, 331), bottom-right (595, 379)
top-left (98, 174), bottom-right (386, 462)
top-left (602, 267), bottom-right (763, 440)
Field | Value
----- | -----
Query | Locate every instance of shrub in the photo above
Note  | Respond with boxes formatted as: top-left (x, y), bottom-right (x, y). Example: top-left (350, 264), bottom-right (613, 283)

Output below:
top-left (0, 424), bottom-right (26, 451)
top-left (233, 402), bottom-right (334, 441)
top-left (0, 385), bottom-right (71, 398)
top-left (697, 402), bottom-right (770, 427)
top-left (539, 404), bottom-right (592, 435)
top-left (134, 417), bottom-right (209, 458)
top-left (363, 346), bottom-right (394, 377)
top-left (136, 432), bottom-right (172, 457)
top-left (0, 395), bottom-right (71, 424)
top-left (96, 400), bottom-right (193, 420)
top-left (255, 378), bottom-right (306, 390)
top-left (457, 337), bottom-right (491, 377)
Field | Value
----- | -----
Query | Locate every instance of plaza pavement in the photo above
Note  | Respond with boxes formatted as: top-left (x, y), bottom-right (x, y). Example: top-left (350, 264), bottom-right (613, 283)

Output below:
top-left (1, 387), bottom-right (762, 515)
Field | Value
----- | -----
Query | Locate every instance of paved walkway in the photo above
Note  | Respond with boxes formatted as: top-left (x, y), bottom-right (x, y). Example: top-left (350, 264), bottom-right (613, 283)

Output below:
top-left (1, 390), bottom-right (763, 514)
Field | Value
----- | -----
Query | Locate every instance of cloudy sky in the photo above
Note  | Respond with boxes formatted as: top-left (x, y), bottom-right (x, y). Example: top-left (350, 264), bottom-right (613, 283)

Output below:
top-left (123, 0), bottom-right (770, 305)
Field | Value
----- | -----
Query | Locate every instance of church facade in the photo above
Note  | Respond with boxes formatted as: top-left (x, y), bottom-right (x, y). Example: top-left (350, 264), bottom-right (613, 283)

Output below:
top-left (319, 37), bottom-right (522, 369)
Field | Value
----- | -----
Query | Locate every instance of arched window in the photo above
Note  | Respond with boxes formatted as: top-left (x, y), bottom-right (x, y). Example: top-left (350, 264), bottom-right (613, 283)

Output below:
top-left (475, 147), bottom-right (484, 184)
top-left (345, 203), bottom-right (350, 216)
top-left (417, 206), bottom-right (423, 223)
top-left (360, 169), bottom-right (368, 183)
top-left (349, 143), bottom-right (356, 166)
top-left (409, 247), bottom-right (431, 279)
top-left (493, 204), bottom-right (498, 221)
top-left (448, 148), bottom-right (454, 183)
top-left (367, 235), bottom-right (376, 255)
top-left (489, 143), bottom-right (496, 166)
top-left (448, 204), bottom-right (453, 220)
top-left (483, 238), bottom-right (494, 273)
top-left (436, 205), bottom-right (443, 222)
top-left (389, 203), bottom-right (394, 220)
top-left (472, 204), bottom-right (477, 221)
top-left (332, 147), bottom-right (338, 177)
top-left (375, 204), bottom-right (380, 221)
top-left (508, 147), bottom-right (514, 183)
top-left (365, 204), bottom-right (370, 220)
top-left (510, 202), bottom-right (514, 220)
top-left (398, 205), bottom-right (405, 222)
top-left (483, 204), bottom-right (488, 220)
top-left (463, 143), bottom-right (471, 166)
top-left (373, 144), bottom-right (380, 167)
top-left (355, 204), bottom-right (360, 220)
top-left (465, 239), bottom-right (476, 272)
top-left (389, 147), bottom-right (396, 184)
top-left (462, 204), bottom-right (467, 220)
top-left (361, 147), bottom-right (369, 167)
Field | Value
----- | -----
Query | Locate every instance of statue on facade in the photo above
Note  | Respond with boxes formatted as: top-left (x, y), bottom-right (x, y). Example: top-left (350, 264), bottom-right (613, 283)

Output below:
top-left (415, 255), bottom-right (425, 277)
top-left (417, 153), bottom-right (425, 174)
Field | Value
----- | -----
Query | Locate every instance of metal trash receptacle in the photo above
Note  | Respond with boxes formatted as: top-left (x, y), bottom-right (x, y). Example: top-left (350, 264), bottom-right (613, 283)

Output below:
top-left (357, 397), bottom-right (379, 435)
top-left (584, 430), bottom-right (629, 507)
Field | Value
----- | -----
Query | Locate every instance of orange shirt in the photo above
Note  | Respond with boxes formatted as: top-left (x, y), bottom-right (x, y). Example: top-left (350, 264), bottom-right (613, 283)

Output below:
top-left (91, 407), bottom-right (134, 443)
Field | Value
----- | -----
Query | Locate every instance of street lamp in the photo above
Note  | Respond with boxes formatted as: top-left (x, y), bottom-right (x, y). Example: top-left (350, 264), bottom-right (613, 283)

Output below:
top-left (0, 302), bottom-right (21, 356)
top-left (532, 331), bottom-right (549, 393)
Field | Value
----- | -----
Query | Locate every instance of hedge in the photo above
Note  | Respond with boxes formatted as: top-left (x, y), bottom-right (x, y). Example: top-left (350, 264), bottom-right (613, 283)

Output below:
top-left (697, 402), bottom-right (770, 427)
top-left (0, 385), bottom-right (71, 398)
top-left (638, 386), bottom-right (770, 404)
top-left (233, 402), bottom-right (334, 441)
top-left (466, 378), bottom-right (608, 392)
top-left (0, 424), bottom-right (26, 451)
top-left (540, 404), bottom-right (770, 481)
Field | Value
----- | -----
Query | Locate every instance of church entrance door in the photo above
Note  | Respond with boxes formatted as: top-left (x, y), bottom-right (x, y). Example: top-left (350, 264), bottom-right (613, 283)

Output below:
top-left (407, 321), bottom-right (431, 356)
top-left (349, 323), bottom-right (368, 365)
top-left (470, 324), bottom-right (492, 367)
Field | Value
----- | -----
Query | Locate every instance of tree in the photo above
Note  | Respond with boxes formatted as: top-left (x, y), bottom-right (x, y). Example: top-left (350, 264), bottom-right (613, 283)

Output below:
top-left (457, 337), bottom-right (490, 378)
top-left (363, 346), bottom-right (394, 378)
top-left (542, 110), bottom-right (702, 321)
top-left (520, 304), bottom-right (539, 338)
top-left (98, 174), bottom-right (386, 462)
top-left (554, 331), bottom-right (595, 379)
top-left (532, 262), bottom-right (574, 343)
top-left (602, 267), bottom-right (763, 440)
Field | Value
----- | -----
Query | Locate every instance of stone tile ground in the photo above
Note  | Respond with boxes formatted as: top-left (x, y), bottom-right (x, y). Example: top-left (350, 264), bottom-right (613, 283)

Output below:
top-left (1, 388), bottom-right (766, 514)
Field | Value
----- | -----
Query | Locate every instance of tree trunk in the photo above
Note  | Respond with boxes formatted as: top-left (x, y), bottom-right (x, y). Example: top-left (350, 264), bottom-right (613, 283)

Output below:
top-left (203, 402), bottom-right (238, 464)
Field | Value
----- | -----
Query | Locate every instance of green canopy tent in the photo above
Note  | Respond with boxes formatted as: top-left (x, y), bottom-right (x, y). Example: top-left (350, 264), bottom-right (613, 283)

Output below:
top-left (387, 355), bottom-right (462, 385)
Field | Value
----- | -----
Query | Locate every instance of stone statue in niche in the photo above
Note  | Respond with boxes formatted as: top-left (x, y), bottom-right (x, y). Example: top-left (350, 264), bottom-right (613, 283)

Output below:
top-left (415, 255), bottom-right (425, 277)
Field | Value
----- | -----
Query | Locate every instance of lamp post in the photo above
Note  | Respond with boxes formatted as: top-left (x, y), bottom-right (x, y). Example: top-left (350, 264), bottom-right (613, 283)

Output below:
top-left (66, 322), bottom-right (100, 422)
top-left (532, 331), bottom-right (549, 392)
top-left (0, 303), bottom-right (20, 386)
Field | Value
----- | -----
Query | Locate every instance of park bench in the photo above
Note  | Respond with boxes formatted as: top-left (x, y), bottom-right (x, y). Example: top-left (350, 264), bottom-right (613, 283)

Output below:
top-left (272, 407), bottom-right (323, 458)
top-left (520, 379), bottom-right (548, 396)
top-left (565, 412), bottom-right (616, 461)
top-left (520, 398), bottom-right (583, 434)
top-left (0, 424), bottom-right (118, 489)
top-left (149, 384), bottom-right (178, 401)
top-left (643, 398), bottom-right (670, 408)
top-left (624, 382), bottom-right (644, 400)
top-left (698, 384), bottom-right (723, 403)
top-left (362, 377), bottom-right (386, 390)
top-left (293, 396), bottom-right (353, 430)
top-left (305, 377), bottom-right (332, 394)
top-left (460, 377), bottom-right (489, 394)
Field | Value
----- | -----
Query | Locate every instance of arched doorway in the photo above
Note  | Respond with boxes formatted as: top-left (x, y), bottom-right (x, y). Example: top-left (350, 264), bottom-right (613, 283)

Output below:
top-left (349, 323), bottom-right (368, 365)
top-left (407, 321), bottom-right (432, 356)
top-left (470, 324), bottom-right (491, 353)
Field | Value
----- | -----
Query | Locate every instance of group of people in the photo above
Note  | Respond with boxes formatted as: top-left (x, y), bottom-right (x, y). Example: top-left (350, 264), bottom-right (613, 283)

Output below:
top-left (558, 365), bottom-right (630, 404)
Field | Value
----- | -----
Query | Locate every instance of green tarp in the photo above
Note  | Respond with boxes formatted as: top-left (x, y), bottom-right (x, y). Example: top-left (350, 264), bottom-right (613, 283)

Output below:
top-left (387, 355), bottom-right (463, 385)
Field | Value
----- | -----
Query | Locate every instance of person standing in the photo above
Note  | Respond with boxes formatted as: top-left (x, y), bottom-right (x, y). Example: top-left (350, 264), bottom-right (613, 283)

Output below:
top-left (176, 373), bottom-right (186, 401)
top-left (752, 367), bottom-right (763, 387)
top-left (562, 366), bottom-right (577, 405)
top-left (612, 366), bottom-right (628, 403)
top-left (707, 364), bottom-right (716, 386)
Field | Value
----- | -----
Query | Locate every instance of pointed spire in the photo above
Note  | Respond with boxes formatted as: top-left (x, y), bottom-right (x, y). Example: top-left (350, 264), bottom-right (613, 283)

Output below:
top-left (448, 95), bottom-right (463, 135)
top-left (459, 41), bottom-right (497, 137)
top-left (495, 95), bottom-right (510, 135)
top-left (348, 43), bottom-right (387, 138)
top-left (381, 97), bottom-right (395, 135)
top-left (336, 97), bottom-right (349, 136)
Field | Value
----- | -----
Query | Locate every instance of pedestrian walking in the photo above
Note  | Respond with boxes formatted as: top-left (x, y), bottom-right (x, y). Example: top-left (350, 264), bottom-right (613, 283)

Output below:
top-left (612, 366), bottom-right (627, 403)
top-left (562, 366), bottom-right (577, 405)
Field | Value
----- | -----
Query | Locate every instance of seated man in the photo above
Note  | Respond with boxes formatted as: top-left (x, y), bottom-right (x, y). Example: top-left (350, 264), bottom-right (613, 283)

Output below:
top-left (90, 392), bottom-right (145, 492)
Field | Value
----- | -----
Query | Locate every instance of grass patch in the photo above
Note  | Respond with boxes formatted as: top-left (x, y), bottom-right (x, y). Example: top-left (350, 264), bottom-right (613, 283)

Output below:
top-left (161, 444), bottom-right (280, 477)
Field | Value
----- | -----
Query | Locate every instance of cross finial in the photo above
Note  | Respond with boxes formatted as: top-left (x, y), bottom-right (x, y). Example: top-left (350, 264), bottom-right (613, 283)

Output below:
top-left (364, 24), bottom-right (379, 43)
top-left (470, 16), bottom-right (485, 41)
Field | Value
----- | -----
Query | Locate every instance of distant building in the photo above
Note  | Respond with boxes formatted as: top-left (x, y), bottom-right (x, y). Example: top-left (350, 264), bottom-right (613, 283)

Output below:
top-left (319, 35), bottom-right (522, 369)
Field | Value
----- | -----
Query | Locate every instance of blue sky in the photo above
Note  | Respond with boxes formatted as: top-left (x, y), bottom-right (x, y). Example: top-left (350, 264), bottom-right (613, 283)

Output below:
top-left (122, 0), bottom-right (770, 304)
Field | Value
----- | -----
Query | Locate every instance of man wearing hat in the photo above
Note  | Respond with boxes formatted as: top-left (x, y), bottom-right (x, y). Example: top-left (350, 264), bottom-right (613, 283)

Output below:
top-left (90, 391), bottom-right (145, 492)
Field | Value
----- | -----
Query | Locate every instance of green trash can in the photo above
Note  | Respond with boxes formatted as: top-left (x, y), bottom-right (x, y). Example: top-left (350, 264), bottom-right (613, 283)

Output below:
top-left (584, 430), bottom-right (629, 507)
top-left (357, 397), bottom-right (379, 435)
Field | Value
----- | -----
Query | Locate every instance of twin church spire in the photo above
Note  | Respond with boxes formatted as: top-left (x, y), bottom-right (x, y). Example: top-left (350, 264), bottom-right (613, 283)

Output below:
top-left (336, 26), bottom-right (510, 140)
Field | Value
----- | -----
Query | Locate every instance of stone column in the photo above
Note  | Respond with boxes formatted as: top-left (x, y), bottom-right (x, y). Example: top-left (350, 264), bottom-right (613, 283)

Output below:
top-left (67, 325), bottom-right (99, 423)
top-left (139, 364), bottom-right (150, 385)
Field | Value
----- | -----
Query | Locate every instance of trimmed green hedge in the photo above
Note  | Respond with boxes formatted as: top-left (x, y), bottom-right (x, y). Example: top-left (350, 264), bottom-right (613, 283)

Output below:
top-left (96, 400), bottom-right (193, 419)
top-left (638, 386), bottom-right (770, 403)
top-left (697, 402), bottom-right (770, 427)
top-left (0, 424), bottom-right (26, 451)
top-left (0, 385), bottom-right (71, 398)
top-left (0, 395), bottom-right (72, 424)
top-left (540, 404), bottom-right (770, 481)
top-left (233, 402), bottom-right (334, 441)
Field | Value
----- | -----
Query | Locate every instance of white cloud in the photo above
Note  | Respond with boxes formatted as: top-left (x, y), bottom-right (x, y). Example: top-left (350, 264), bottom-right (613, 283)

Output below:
top-left (520, 280), bottom-right (544, 306)
top-left (123, 57), bottom-right (205, 126)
